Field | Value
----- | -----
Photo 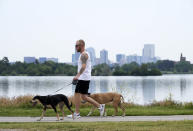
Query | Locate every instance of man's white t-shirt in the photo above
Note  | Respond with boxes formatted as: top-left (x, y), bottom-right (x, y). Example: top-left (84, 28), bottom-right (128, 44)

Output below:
top-left (77, 51), bottom-right (91, 80)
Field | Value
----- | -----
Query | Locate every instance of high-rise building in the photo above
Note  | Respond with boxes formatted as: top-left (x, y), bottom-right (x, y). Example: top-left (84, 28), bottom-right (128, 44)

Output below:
top-left (38, 57), bottom-right (47, 64)
top-left (72, 49), bottom-right (80, 65)
top-left (116, 54), bottom-right (126, 65)
top-left (86, 47), bottom-right (96, 66)
top-left (72, 54), bottom-right (75, 63)
top-left (126, 55), bottom-right (142, 65)
top-left (142, 44), bottom-right (155, 63)
top-left (142, 44), bottom-right (155, 58)
top-left (24, 57), bottom-right (36, 63)
top-left (100, 49), bottom-right (108, 64)
top-left (75, 50), bottom-right (80, 63)
top-left (95, 58), bottom-right (101, 65)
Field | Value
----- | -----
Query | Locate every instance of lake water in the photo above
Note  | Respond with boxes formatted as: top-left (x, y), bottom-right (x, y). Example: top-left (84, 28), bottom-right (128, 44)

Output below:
top-left (0, 75), bottom-right (193, 105)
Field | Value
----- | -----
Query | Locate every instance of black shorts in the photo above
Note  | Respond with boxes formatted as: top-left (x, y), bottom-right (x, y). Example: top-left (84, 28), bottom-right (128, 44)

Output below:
top-left (75, 80), bottom-right (90, 94)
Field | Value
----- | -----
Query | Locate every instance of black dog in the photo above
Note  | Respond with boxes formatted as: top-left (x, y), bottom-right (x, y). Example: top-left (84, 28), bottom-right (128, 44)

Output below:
top-left (31, 94), bottom-right (74, 121)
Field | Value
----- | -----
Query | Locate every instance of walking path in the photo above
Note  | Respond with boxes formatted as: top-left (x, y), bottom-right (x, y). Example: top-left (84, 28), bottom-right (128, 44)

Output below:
top-left (1, 115), bottom-right (193, 122)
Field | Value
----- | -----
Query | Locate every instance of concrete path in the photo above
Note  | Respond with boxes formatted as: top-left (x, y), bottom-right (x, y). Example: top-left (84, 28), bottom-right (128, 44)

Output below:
top-left (1, 115), bottom-right (193, 122)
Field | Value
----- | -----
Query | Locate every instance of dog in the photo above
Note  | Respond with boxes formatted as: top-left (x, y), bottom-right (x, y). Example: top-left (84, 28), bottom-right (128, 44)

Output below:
top-left (68, 92), bottom-right (125, 117)
top-left (31, 94), bottom-right (74, 121)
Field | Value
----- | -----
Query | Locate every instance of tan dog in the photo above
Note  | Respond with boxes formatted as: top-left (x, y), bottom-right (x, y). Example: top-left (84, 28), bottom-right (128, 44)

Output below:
top-left (68, 92), bottom-right (125, 117)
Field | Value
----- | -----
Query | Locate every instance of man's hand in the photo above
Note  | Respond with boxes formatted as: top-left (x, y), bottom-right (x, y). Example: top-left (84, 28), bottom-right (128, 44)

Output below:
top-left (73, 74), bottom-right (80, 81)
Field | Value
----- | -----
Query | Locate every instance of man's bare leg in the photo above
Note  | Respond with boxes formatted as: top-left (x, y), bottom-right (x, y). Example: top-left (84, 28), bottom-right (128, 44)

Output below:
top-left (74, 93), bottom-right (81, 114)
top-left (81, 94), bottom-right (100, 108)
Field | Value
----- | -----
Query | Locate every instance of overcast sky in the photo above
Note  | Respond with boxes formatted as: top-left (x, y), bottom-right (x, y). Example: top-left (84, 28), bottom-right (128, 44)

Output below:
top-left (0, 0), bottom-right (193, 63)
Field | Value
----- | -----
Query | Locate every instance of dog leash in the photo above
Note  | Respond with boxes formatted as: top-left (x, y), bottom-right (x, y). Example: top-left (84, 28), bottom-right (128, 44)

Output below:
top-left (54, 80), bottom-right (78, 93)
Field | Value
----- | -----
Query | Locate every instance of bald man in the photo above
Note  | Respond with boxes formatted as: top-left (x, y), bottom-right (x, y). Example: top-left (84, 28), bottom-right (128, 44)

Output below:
top-left (68, 39), bottom-right (105, 119)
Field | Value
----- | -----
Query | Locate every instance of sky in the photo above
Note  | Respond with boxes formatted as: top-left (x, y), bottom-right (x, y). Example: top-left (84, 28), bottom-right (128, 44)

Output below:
top-left (0, 0), bottom-right (193, 63)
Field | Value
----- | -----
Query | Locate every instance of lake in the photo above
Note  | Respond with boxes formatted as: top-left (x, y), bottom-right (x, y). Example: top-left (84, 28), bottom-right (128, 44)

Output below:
top-left (0, 75), bottom-right (193, 105)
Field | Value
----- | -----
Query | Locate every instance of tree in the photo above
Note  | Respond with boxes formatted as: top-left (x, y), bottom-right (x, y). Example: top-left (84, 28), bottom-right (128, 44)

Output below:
top-left (175, 61), bottom-right (192, 72)
top-left (156, 60), bottom-right (175, 71)
top-left (92, 64), bottom-right (112, 76)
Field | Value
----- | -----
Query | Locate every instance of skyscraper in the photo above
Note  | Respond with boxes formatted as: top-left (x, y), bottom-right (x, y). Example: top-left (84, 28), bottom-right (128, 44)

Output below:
top-left (72, 49), bottom-right (80, 65)
top-left (143, 44), bottom-right (155, 58)
top-left (100, 49), bottom-right (108, 64)
top-left (72, 54), bottom-right (75, 64)
top-left (142, 44), bottom-right (155, 63)
top-left (86, 47), bottom-right (96, 66)
top-left (126, 55), bottom-right (142, 65)
top-left (116, 54), bottom-right (126, 65)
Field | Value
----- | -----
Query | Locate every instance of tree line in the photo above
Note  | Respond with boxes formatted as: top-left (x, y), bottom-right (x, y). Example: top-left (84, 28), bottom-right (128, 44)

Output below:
top-left (0, 57), bottom-right (192, 76)
top-left (0, 57), bottom-right (77, 76)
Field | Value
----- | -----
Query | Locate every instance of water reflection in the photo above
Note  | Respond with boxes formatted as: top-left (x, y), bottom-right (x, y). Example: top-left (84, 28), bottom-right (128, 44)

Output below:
top-left (0, 75), bottom-right (193, 105)
top-left (99, 79), bottom-right (108, 93)
top-left (180, 78), bottom-right (186, 97)
top-left (0, 77), bottom-right (9, 97)
top-left (142, 79), bottom-right (155, 104)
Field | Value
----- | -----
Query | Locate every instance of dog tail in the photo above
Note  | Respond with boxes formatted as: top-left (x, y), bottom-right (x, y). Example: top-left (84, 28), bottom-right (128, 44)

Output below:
top-left (64, 96), bottom-right (74, 113)
top-left (120, 95), bottom-right (125, 104)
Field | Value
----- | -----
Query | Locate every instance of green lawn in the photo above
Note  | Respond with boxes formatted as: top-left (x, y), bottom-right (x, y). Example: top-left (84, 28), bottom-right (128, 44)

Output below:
top-left (0, 106), bottom-right (193, 117)
top-left (1, 121), bottom-right (193, 131)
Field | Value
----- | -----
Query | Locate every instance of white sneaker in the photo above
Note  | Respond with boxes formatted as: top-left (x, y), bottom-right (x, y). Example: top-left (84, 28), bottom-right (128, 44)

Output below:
top-left (67, 113), bottom-right (81, 119)
top-left (98, 104), bottom-right (105, 116)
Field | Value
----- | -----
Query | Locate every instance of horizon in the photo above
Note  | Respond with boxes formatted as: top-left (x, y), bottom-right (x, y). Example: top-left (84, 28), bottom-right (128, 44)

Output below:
top-left (0, 0), bottom-right (193, 63)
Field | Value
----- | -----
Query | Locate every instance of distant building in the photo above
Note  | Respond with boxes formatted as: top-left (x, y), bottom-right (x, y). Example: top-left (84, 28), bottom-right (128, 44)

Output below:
top-left (72, 49), bottom-right (80, 65)
top-left (72, 54), bottom-right (75, 64)
top-left (95, 58), bottom-right (101, 65)
top-left (142, 44), bottom-right (158, 63)
top-left (47, 58), bottom-right (58, 63)
top-left (143, 44), bottom-right (155, 58)
top-left (24, 57), bottom-right (36, 63)
top-left (116, 54), bottom-right (126, 65)
top-left (100, 49), bottom-right (108, 64)
top-left (180, 53), bottom-right (186, 62)
top-left (38, 57), bottom-right (47, 64)
top-left (126, 55), bottom-right (142, 65)
top-left (86, 47), bottom-right (96, 66)
top-left (179, 53), bottom-right (190, 63)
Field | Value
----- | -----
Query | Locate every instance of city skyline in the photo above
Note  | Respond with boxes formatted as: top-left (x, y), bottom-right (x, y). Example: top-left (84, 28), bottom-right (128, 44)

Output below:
top-left (2, 44), bottom-right (190, 64)
top-left (0, 0), bottom-right (193, 63)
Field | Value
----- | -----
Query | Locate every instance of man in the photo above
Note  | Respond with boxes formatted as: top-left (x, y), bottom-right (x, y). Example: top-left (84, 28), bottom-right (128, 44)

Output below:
top-left (68, 39), bottom-right (105, 119)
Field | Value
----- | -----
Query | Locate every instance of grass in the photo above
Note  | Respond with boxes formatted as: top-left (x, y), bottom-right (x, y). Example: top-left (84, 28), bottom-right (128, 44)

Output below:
top-left (1, 96), bottom-right (193, 130)
top-left (0, 95), bottom-right (193, 117)
top-left (1, 121), bottom-right (193, 131)
top-left (1, 106), bottom-right (193, 117)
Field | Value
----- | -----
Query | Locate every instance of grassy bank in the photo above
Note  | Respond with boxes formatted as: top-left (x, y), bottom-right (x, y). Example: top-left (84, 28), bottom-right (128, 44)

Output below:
top-left (1, 121), bottom-right (193, 131)
top-left (0, 95), bottom-right (193, 117)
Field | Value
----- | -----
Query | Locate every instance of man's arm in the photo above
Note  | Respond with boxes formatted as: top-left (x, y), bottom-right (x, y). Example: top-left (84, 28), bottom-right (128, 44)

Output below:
top-left (74, 53), bottom-right (88, 79)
